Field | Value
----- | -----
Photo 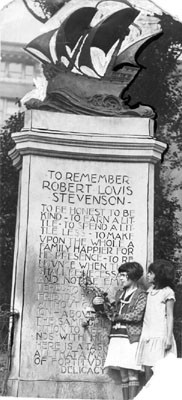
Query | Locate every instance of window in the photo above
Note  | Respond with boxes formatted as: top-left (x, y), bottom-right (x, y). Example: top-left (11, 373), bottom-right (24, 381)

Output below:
top-left (8, 63), bottom-right (22, 79)
top-left (0, 62), bottom-right (6, 78)
top-left (0, 62), bottom-right (36, 81)
top-left (24, 65), bottom-right (34, 82)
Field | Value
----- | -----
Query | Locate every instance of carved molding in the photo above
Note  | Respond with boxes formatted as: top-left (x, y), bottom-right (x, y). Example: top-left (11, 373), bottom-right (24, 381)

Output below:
top-left (9, 129), bottom-right (166, 169)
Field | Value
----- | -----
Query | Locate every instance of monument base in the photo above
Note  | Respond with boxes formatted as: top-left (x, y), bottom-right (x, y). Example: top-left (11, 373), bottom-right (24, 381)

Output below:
top-left (7, 110), bottom-right (166, 399)
top-left (7, 378), bottom-right (121, 399)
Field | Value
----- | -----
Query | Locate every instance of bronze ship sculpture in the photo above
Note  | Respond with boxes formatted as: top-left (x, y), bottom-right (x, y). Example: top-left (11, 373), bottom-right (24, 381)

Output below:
top-left (24, 0), bottom-right (162, 117)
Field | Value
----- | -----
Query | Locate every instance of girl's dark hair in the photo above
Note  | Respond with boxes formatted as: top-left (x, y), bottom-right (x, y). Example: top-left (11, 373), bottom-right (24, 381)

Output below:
top-left (118, 261), bottom-right (143, 282)
top-left (148, 259), bottom-right (175, 289)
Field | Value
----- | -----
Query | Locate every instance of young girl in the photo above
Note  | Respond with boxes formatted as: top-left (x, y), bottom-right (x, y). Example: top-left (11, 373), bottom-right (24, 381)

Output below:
top-left (136, 259), bottom-right (177, 383)
top-left (104, 261), bottom-right (147, 400)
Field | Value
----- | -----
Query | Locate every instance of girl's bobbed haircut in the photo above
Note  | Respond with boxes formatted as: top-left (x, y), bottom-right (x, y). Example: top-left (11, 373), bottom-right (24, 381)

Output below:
top-left (118, 261), bottom-right (143, 282)
top-left (148, 259), bottom-right (175, 289)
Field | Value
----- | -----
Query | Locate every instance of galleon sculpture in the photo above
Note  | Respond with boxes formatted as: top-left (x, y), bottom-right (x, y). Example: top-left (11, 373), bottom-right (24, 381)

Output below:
top-left (24, 0), bottom-right (162, 117)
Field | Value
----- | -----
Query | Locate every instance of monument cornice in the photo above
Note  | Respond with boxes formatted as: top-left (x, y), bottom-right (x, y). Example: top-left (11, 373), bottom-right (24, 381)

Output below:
top-left (9, 128), bottom-right (167, 169)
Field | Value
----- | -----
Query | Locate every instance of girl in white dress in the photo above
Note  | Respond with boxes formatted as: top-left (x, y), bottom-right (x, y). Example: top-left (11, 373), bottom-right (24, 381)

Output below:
top-left (137, 259), bottom-right (177, 383)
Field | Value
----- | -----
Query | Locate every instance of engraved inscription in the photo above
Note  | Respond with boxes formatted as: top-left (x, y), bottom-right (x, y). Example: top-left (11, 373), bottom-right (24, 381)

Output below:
top-left (34, 169), bottom-right (135, 375)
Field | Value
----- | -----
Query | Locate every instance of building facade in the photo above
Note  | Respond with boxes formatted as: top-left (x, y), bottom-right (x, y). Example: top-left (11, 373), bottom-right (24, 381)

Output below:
top-left (0, 40), bottom-right (41, 126)
top-left (0, 0), bottom-right (43, 127)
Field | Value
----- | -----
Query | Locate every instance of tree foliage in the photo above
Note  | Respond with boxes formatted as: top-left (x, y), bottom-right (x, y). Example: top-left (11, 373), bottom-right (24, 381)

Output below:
top-left (125, 14), bottom-right (182, 262)
top-left (0, 112), bottom-right (24, 302)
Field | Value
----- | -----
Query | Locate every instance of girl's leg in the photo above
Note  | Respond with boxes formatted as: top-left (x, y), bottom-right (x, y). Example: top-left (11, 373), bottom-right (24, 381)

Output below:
top-left (144, 366), bottom-right (153, 383)
top-left (128, 369), bottom-right (139, 400)
top-left (120, 368), bottom-right (129, 400)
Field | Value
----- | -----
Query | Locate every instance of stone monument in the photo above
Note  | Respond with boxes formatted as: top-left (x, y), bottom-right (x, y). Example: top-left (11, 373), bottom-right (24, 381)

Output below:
top-left (7, 1), bottom-right (166, 398)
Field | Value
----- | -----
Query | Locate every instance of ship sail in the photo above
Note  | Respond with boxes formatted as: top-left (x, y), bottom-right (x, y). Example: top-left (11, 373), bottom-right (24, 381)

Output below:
top-left (115, 31), bottom-right (162, 68)
top-left (55, 7), bottom-right (97, 69)
top-left (77, 7), bottom-right (139, 76)
top-left (24, 2), bottom-right (160, 79)
top-left (91, 8), bottom-right (139, 54)
top-left (25, 7), bottom-right (97, 66)
top-left (25, 28), bottom-right (59, 63)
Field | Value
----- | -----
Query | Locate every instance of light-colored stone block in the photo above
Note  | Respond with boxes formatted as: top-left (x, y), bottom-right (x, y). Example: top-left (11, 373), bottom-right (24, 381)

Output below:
top-left (23, 110), bottom-right (154, 138)
top-left (7, 111), bottom-right (166, 399)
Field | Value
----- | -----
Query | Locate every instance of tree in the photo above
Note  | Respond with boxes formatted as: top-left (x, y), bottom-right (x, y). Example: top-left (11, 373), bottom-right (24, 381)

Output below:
top-left (0, 112), bottom-right (24, 303)
top-left (125, 14), bottom-right (182, 262)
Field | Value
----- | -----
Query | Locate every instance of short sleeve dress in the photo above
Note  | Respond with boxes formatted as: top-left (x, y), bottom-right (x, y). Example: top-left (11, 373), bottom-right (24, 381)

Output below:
top-left (137, 286), bottom-right (177, 367)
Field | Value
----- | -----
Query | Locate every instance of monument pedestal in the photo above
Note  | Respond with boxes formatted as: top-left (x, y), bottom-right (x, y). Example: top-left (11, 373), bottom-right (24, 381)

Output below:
top-left (8, 110), bottom-right (166, 398)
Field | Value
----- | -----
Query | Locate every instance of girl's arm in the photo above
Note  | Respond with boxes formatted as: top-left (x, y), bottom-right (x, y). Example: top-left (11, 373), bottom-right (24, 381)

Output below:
top-left (166, 299), bottom-right (174, 351)
top-left (114, 292), bottom-right (147, 323)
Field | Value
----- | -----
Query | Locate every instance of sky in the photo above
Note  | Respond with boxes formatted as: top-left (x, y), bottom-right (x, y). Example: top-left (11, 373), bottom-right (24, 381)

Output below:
top-left (0, 0), bottom-right (43, 43)
top-left (152, 0), bottom-right (182, 21)
top-left (0, 0), bottom-right (182, 22)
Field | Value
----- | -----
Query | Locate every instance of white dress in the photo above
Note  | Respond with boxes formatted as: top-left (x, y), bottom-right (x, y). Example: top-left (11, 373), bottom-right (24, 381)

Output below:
top-left (137, 286), bottom-right (177, 367)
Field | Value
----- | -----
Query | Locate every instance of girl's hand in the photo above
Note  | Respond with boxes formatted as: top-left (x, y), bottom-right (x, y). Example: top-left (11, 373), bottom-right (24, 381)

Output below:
top-left (165, 299), bottom-right (174, 352)
top-left (165, 338), bottom-right (172, 351)
top-left (114, 315), bottom-right (121, 322)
